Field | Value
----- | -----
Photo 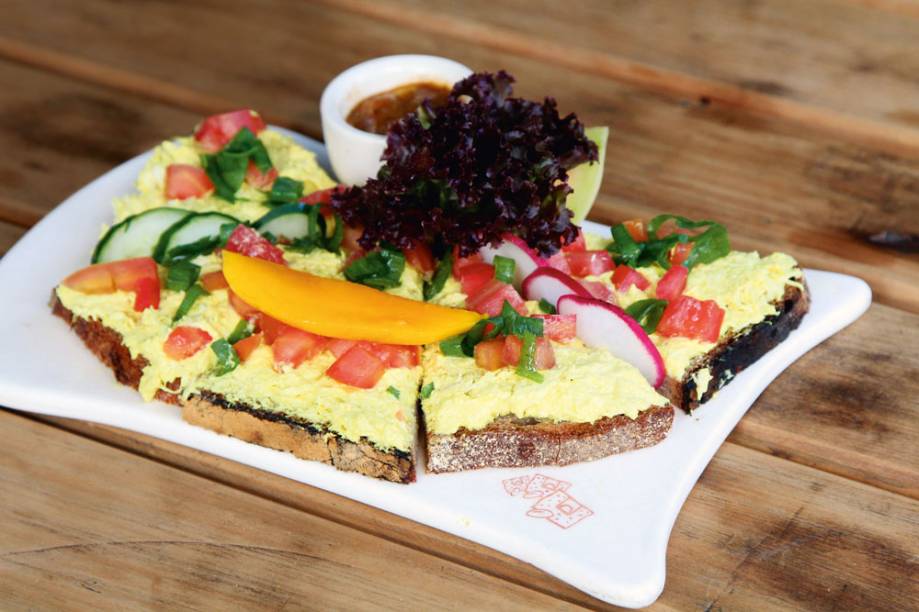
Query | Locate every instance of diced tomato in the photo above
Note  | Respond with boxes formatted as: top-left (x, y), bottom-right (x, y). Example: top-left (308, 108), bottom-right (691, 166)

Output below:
top-left (561, 229), bottom-right (586, 253)
top-left (456, 262), bottom-right (495, 296)
top-left (227, 289), bottom-right (260, 321)
top-left (165, 164), bottom-right (214, 200)
top-left (581, 280), bottom-right (614, 303)
top-left (368, 343), bottom-right (421, 368)
top-left (656, 265), bottom-right (688, 301)
top-left (245, 160), bottom-right (278, 190)
top-left (194, 109), bottom-right (267, 153)
top-left (534, 314), bottom-right (577, 342)
top-left (257, 313), bottom-right (296, 344)
top-left (670, 242), bottom-right (693, 267)
top-left (566, 250), bottom-right (614, 277)
top-left (403, 242), bottom-right (435, 274)
top-left (163, 326), bottom-right (212, 360)
top-left (133, 276), bottom-right (161, 312)
top-left (326, 338), bottom-right (358, 358)
top-left (224, 225), bottom-right (285, 265)
top-left (502, 335), bottom-right (555, 369)
top-left (465, 279), bottom-right (527, 316)
top-left (546, 251), bottom-right (572, 274)
top-left (612, 265), bottom-right (650, 291)
top-left (326, 344), bottom-right (386, 389)
top-left (656, 295), bottom-right (725, 343)
top-left (474, 338), bottom-right (506, 371)
top-left (62, 257), bottom-right (159, 298)
top-left (272, 329), bottom-right (327, 369)
top-left (110, 257), bottom-right (160, 292)
top-left (342, 225), bottom-right (364, 255)
top-left (452, 247), bottom-right (484, 279)
top-left (623, 219), bottom-right (648, 243)
top-left (200, 270), bottom-right (229, 292)
top-left (301, 185), bottom-right (347, 205)
top-left (233, 333), bottom-right (263, 363)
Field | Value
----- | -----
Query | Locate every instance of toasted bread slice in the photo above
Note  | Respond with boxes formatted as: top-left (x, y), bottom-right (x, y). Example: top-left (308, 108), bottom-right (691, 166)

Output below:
top-left (425, 405), bottom-right (674, 473)
top-left (657, 281), bottom-right (810, 412)
top-left (52, 296), bottom-right (416, 483)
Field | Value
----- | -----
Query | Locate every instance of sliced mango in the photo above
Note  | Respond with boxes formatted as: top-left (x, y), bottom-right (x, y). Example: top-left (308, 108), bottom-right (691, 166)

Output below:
top-left (222, 251), bottom-right (481, 345)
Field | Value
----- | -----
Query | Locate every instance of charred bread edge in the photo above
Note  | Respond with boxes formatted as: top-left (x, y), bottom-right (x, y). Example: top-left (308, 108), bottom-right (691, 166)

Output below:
top-left (424, 404), bottom-right (674, 473)
top-left (659, 279), bottom-right (810, 412)
top-left (51, 295), bottom-right (415, 483)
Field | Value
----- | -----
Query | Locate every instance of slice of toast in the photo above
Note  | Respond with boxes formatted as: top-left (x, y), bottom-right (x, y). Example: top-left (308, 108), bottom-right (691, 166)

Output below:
top-left (657, 280), bottom-right (810, 412)
top-left (52, 296), bottom-right (416, 483)
top-left (425, 405), bottom-right (674, 473)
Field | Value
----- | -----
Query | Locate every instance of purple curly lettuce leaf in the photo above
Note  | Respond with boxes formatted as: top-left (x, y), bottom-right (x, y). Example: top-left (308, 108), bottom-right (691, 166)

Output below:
top-left (332, 71), bottom-right (598, 257)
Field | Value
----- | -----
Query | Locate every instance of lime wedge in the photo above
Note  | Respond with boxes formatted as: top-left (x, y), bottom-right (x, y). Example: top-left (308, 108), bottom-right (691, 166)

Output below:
top-left (565, 126), bottom-right (608, 225)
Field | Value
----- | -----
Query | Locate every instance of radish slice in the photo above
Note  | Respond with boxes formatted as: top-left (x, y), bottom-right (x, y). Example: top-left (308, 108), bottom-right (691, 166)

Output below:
top-left (479, 234), bottom-right (547, 287)
top-left (521, 266), bottom-right (591, 306)
top-left (557, 294), bottom-right (666, 388)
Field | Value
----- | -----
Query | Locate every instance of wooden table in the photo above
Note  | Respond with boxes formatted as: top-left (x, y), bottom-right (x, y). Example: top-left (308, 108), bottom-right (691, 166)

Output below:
top-left (1, 2), bottom-right (918, 609)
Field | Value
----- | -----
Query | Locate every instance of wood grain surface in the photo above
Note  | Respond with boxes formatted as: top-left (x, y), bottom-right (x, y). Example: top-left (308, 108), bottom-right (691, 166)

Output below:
top-left (1, 0), bottom-right (918, 609)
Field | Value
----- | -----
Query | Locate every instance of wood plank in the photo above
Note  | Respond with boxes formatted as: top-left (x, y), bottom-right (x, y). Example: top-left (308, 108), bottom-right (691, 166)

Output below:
top-left (1, 2), bottom-right (918, 313)
top-left (25, 412), bottom-right (919, 610)
top-left (0, 411), bottom-right (575, 610)
top-left (331, 0), bottom-right (919, 144)
top-left (0, 7), bottom-right (916, 499)
top-left (0, 220), bottom-right (25, 257)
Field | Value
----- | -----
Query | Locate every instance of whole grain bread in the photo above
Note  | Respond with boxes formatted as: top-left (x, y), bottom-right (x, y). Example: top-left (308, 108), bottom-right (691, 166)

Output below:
top-left (657, 280), bottom-right (810, 412)
top-left (424, 404), bottom-right (674, 473)
top-left (51, 296), bottom-right (415, 483)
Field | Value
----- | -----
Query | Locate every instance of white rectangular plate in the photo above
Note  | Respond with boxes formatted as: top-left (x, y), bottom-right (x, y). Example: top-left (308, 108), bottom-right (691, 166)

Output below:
top-left (0, 129), bottom-right (871, 607)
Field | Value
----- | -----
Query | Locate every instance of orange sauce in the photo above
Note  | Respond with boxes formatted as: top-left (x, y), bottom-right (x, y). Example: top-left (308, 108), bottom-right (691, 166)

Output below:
top-left (347, 81), bottom-right (451, 135)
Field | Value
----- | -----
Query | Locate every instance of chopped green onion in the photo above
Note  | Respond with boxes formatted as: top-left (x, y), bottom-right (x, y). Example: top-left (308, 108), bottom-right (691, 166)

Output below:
top-left (424, 252), bottom-right (453, 301)
top-left (202, 127), bottom-right (273, 202)
top-left (226, 319), bottom-right (252, 345)
top-left (624, 298), bottom-right (668, 334)
top-left (538, 298), bottom-right (556, 314)
top-left (268, 176), bottom-right (304, 206)
top-left (386, 385), bottom-right (401, 399)
top-left (344, 247), bottom-right (405, 290)
top-left (326, 213), bottom-right (345, 252)
top-left (211, 339), bottom-right (240, 376)
top-left (420, 382), bottom-right (435, 399)
top-left (165, 260), bottom-right (201, 292)
top-left (439, 335), bottom-right (466, 357)
top-left (172, 284), bottom-right (209, 322)
top-left (163, 235), bottom-right (220, 265)
top-left (515, 332), bottom-right (544, 383)
top-left (493, 255), bottom-right (516, 284)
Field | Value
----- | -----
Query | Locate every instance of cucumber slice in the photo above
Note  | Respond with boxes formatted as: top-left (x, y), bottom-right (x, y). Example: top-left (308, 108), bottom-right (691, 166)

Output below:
top-left (565, 126), bottom-right (608, 225)
top-left (253, 203), bottom-right (312, 241)
top-left (154, 211), bottom-right (241, 263)
top-left (92, 208), bottom-right (191, 264)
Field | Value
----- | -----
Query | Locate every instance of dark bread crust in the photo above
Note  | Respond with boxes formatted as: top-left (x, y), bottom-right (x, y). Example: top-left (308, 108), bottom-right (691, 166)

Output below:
top-left (657, 280), bottom-right (810, 412)
top-left (425, 404), bottom-right (674, 473)
top-left (51, 295), bottom-right (415, 483)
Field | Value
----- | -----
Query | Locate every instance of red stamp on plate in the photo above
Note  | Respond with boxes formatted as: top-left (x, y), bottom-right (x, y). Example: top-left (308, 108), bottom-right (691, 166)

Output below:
top-left (502, 473), bottom-right (593, 529)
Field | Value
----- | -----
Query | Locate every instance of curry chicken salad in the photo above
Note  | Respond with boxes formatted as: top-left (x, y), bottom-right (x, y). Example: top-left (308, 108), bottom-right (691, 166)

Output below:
top-left (54, 72), bottom-right (808, 482)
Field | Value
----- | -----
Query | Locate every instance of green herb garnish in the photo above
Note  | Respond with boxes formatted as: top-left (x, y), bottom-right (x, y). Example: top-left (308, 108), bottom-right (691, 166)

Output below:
top-left (420, 382), bottom-right (435, 399)
top-left (226, 319), bottom-right (252, 345)
top-left (326, 213), bottom-right (345, 252)
top-left (202, 127), bottom-right (273, 202)
top-left (344, 246), bottom-right (405, 290)
top-left (268, 177), bottom-right (304, 206)
top-left (423, 252), bottom-right (453, 301)
top-left (608, 215), bottom-right (729, 270)
top-left (287, 205), bottom-right (342, 255)
top-left (538, 298), bottom-right (556, 314)
top-left (172, 284), bottom-right (209, 322)
top-left (165, 260), bottom-right (201, 292)
top-left (439, 335), bottom-right (466, 357)
top-left (516, 332), bottom-right (544, 383)
top-left (624, 298), bottom-right (668, 334)
top-left (163, 235), bottom-right (221, 265)
top-left (493, 255), bottom-right (516, 284)
top-left (386, 385), bottom-right (401, 399)
top-left (211, 339), bottom-right (240, 376)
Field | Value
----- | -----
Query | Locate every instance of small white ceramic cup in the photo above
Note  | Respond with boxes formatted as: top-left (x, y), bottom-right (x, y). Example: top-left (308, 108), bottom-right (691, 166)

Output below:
top-left (320, 55), bottom-right (472, 186)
